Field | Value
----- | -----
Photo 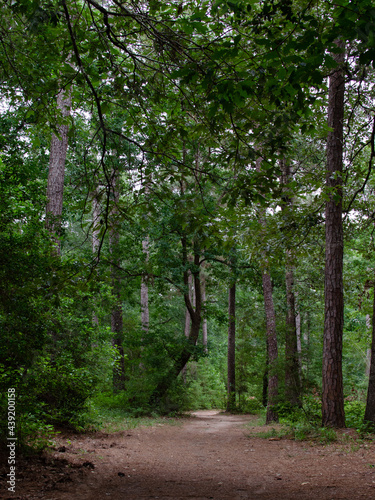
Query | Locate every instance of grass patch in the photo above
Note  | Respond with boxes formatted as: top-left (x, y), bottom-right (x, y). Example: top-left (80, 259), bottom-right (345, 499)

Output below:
top-left (80, 394), bottom-right (188, 434)
top-left (91, 406), bottom-right (182, 433)
top-left (246, 420), bottom-right (339, 444)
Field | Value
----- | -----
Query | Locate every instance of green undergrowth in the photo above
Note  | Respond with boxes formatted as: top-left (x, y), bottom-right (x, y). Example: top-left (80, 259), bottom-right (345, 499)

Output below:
top-left (81, 392), bottom-right (187, 434)
top-left (246, 395), bottom-right (375, 445)
top-left (248, 422), bottom-right (340, 444)
top-left (88, 406), bottom-right (183, 433)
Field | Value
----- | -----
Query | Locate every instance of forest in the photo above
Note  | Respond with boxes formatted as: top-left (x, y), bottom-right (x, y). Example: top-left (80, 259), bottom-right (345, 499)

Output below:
top-left (1, 0), bottom-right (375, 450)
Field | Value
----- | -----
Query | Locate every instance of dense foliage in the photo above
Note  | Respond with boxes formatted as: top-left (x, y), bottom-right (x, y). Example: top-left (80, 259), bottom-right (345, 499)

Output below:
top-left (1, 0), bottom-right (375, 446)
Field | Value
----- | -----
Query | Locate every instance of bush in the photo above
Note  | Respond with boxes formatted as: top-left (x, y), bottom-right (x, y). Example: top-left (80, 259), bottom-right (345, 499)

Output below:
top-left (344, 399), bottom-right (366, 430)
top-left (239, 396), bottom-right (263, 414)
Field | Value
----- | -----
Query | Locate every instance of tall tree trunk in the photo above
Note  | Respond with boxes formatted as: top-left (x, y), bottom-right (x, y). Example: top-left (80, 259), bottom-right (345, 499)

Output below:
top-left (281, 159), bottom-right (301, 407)
top-left (46, 88), bottom-right (71, 254)
top-left (262, 266), bottom-right (279, 423)
top-left (322, 39), bottom-right (346, 428)
top-left (364, 276), bottom-right (375, 425)
top-left (227, 281), bottom-right (236, 412)
top-left (110, 173), bottom-right (125, 392)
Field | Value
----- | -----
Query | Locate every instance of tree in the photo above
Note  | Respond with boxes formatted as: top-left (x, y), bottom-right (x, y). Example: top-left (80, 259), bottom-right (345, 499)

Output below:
top-left (261, 260), bottom-right (279, 424)
top-left (322, 40), bottom-right (346, 428)
top-left (45, 88), bottom-right (71, 253)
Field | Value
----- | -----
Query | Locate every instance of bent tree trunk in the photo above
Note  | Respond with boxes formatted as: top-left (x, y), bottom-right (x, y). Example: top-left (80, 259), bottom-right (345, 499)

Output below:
top-left (322, 39), bottom-right (346, 428)
top-left (364, 275), bottom-right (375, 425)
top-left (151, 243), bottom-right (202, 402)
top-left (46, 88), bottom-right (71, 254)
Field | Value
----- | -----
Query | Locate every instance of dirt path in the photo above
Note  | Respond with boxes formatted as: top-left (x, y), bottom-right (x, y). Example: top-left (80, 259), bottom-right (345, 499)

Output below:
top-left (2, 410), bottom-right (375, 499)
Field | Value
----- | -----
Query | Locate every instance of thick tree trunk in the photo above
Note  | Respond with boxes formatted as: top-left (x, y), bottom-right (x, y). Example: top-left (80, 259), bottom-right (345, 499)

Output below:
top-left (110, 173), bottom-right (125, 392)
top-left (322, 39), bottom-right (346, 428)
top-left (227, 281), bottom-right (236, 412)
top-left (46, 89), bottom-right (71, 254)
top-left (262, 268), bottom-right (279, 423)
top-left (364, 277), bottom-right (375, 425)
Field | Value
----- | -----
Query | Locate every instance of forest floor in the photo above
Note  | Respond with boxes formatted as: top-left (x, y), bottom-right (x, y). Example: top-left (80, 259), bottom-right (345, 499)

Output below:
top-left (2, 409), bottom-right (375, 499)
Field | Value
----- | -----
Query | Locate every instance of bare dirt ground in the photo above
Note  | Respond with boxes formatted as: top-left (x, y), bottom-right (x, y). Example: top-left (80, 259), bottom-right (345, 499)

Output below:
top-left (2, 410), bottom-right (375, 499)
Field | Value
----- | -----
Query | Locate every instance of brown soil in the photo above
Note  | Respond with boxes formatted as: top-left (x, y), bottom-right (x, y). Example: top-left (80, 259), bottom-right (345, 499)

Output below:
top-left (2, 410), bottom-right (375, 499)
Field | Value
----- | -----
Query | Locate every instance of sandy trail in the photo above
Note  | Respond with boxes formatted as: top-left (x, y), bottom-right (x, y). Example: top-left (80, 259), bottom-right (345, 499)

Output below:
top-left (3, 410), bottom-right (375, 499)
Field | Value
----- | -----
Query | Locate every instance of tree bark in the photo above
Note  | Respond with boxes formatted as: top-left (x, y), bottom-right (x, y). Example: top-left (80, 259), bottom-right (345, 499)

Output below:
top-left (227, 281), bottom-right (236, 412)
top-left (364, 275), bottom-right (375, 425)
top-left (46, 88), bottom-right (71, 254)
top-left (262, 267), bottom-right (279, 423)
top-left (322, 39), bottom-right (346, 428)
